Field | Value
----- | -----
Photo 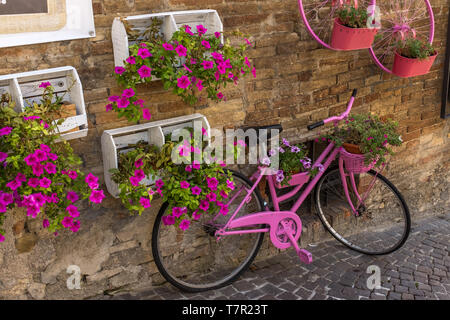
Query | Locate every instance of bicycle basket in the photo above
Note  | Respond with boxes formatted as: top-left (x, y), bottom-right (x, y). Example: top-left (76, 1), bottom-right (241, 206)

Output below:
top-left (339, 148), bottom-right (375, 174)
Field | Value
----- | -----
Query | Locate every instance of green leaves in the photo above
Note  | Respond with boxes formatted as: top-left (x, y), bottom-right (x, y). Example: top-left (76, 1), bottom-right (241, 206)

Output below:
top-left (336, 4), bottom-right (369, 29)
top-left (396, 38), bottom-right (436, 60)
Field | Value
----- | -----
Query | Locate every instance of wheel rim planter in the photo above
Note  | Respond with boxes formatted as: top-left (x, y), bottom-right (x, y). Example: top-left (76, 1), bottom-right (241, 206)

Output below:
top-left (340, 145), bottom-right (374, 173)
top-left (273, 172), bottom-right (310, 189)
top-left (392, 51), bottom-right (437, 78)
top-left (331, 18), bottom-right (378, 50)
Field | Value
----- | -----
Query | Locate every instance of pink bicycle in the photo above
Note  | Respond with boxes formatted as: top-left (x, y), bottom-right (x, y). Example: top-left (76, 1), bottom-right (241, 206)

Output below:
top-left (151, 90), bottom-right (410, 292)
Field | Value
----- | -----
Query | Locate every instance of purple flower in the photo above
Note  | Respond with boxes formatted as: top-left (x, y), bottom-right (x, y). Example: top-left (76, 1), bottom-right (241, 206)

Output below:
top-left (220, 190), bottom-right (228, 199)
top-left (227, 179), bottom-right (235, 190)
top-left (201, 60), bottom-right (214, 70)
top-left (172, 207), bottom-right (183, 218)
top-left (61, 216), bottom-right (74, 228)
top-left (185, 165), bottom-right (192, 172)
top-left (192, 186), bottom-right (202, 195)
top-left (105, 104), bottom-right (113, 112)
top-left (180, 181), bottom-right (190, 189)
top-left (138, 65), bottom-right (152, 78)
top-left (130, 176), bottom-right (140, 187)
top-left (162, 43), bottom-right (174, 51)
top-left (206, 192), bottom-right (217, 202)
top-left (192, 210), bottom-right (201, 220)
top-left (39, 177), bottom-right (52, 188)
top-left (117, 96), bottom-right (130, 109)
top-left (179, 219), bottom-right (190, 231)
top-left (155, 179), bottom-right (164, 188)
top-left (214, 31), bottom-right (221, 39)
top-left (108, 95), bottom-right (120, 102)
top-left (134, 169), bottom-right (146, 181)
top-left (139, 197), bottom-right (151, 208)
top-left (0, 152), bottom-right (7, 163)
top-left (34, 149), bottom-right (48, 162)
top-left (291, 146), bottom-right (300, 153)
top-left (115, 67), bottom-right (126, 75)
top-left (206, 177), bottom-right (218, 191)
top-left (70, 220), bottom-right (81, 233)
top-left (0, 193), bottom-right (13, 205)
top-left (68, 170), bottom-right (78, 180)
top-left (6, 179), bottom-right (21, 191)
top-left (89, 190), bottom-right (105, 204)
top-left (126, 56), bottom-right (136, 64)
top-left (39, 81), bottom-right (52, 88)
top-left (142, 109), bottom-right (152, 120)
top-left (66, 205), bottom-right (80, 218)
top-left (137, 47), bottom-right (152, 59)
top-left (44, 162), bottom-right (57, 174)
top-left (134, 158), bottom-right (144, 168)
top-left (219, 205), bottom-right (229, 216)
top-left (24, 153), bottom-right (38, 166)
top-left (201, 40), bottom-right (211, 49)
top-left (85, 173), bottom-right (99, 187)
top-left (122, 88), bottom-right (135, 98)
top-left (261, 157), bottom-right (271, 166)
top-left (162, 215), bottom-right (175, 226)
top-left (43, 219), bottom-right (50, 228)
top-left (0, 234), bottom-right (4, 242)
top-left (67, 191), bottom-right (79, 203)
top-left (199, 200), bottom-right (210, 211)
top-left (175, 44), bottom-right (187, 57)
top-left (196, 25), bottom-right (207, 35)
top-left (177, 75), bottom-right (191, 89)
top-left (184, 25), bottom-right (194, 36)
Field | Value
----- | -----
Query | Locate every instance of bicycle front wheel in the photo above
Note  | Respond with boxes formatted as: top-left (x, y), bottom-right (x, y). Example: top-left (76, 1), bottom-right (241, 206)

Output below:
top-left (315, 168), bottom-right (410, 255)
top-left (151, 170), bottom-right (265, 292)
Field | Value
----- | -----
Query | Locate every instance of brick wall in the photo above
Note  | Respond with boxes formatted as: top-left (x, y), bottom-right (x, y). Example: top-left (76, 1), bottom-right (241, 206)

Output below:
top-left (0, 0), bottom-right (448, 299)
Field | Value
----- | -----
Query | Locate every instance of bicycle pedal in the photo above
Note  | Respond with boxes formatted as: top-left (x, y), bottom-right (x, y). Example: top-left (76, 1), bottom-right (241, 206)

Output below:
top-left (297, 249), bottom-right (313, 264)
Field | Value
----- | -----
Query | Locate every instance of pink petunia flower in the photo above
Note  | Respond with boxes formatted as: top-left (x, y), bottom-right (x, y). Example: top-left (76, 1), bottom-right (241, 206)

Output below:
top-left (192, 210), bottom-right (201, 220)
top-left (179, 219), bottom-right (190, 231)
top-left (0, 152), bottom-right (7, 163)
top-left (40, 144), bottom-right (51, 153)
top-left (68, 170), bottom-right (78, 180)
top-left (196, 25), bottom-right (207, 35)
top-left (177, 75), bottom-right (191, 89)
top-left (184, 25), bottom-right (194, 36)
top-left (130, 176), bottom-right (140, 187)
top-left (155, 179), bottom-right (164, 188)
top-left (61, 216), bottom-right (74, 228)
top-left (126, 56), bottom-right (136, 64)
top-left (66, 205), bottom-right (80, 218)
top-left (0, 234), bottom-right (4, 242)
top-left (196, 79), bottom-right (204, 92)
top-left (192, 186), bottom-right (202, 195)
top-left (108, 95), bottom-right (120, 102)
top-left (142, 108), bottom-right (152, 120)
top-left (172, 207), bottom-right (183, 218)
top-left (180, 181), bottom-right (190, 189)
top-left (70, 220), bottom-right (81, 233)
top-left (139, 197), bottom-right (151, 208)
top-left (134, 99), bottom-right (145, 108)
top-left (201, 40), bottom-right (211, 49)
top-left (114, 67), bottom-right (126, 75)
top-left (134, 158), bottom-right (144, 168)
top-left (137, 47), bottom-right (152, 59)
top-left (39, 177), bottom-right (52, 188)
top-left (199, 200), bottom-right (209, 211)
top-left (134, 169), bottom-right (146, 181)
top-left (6, 179), bottom-right (21, 191)
top-left (220, 190), bottom-right (229, 199)
top-left (206, 192), bottom-right (217, 202)
top-left (175, 45), bottom-right (187, 57)
top-left (43, 219), bottom-right (50, 228)
top-left (117, 96), bottom-right (130, 109)
top-left (89, 190), bottom-right (105, 204)
top-left (162, 215), bottom-right (175, 225)
top-left (201, 60), bottom-right (214, 70)
top-left (105, 104), bottom-right (113, 112)
top-left (122, 88), bottom-right (135, 98)
top-left (32, 164), bottom-right (44, 177)
top-left (138, 65), bottom-right (152, 78)
top-left (251, 67), bottom-right (256, 78)
top-left (39, 81), bottom-right (52, 88)
top-left (217, 92), bottom-right (224, 100)
top-left (214, 32), bottom-right (221, 39)
top-left (44, 162), bottom-right (57, 174)
top-left (162, 43), bottom-right (174, 51)
top-left (67, 191), bottom-right (79, 203)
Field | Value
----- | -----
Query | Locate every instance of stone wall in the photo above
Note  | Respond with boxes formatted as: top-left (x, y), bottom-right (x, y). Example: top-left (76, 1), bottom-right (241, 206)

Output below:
top-left (0, 0), bottom-right (449, 299)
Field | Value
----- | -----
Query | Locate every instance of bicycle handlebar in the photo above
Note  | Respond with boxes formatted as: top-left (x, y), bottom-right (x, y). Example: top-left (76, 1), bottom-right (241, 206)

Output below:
top-left (307, 89), bottom-right (358, 131)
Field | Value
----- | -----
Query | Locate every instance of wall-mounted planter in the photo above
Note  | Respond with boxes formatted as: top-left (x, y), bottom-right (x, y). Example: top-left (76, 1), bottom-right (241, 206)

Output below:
top-left (112, 9), bottom-right (223, 70)
top-left (101, 113), bottom-right (211, 198)
top-left (0, 66), bottom-right (88, 141)
top-left (392, 51), bottom-right (438, 78)
top-left (273, 172), bottom-right (310, 189)
top-left (330, 18), bottom-right (378, 50)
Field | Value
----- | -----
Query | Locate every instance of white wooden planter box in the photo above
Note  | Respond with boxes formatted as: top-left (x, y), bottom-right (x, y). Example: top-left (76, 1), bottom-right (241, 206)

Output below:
top-left (101, 113), bottom-right (211, 198)
top-left (112, 9), bottom-right (223, 69)
top-left (0, 66), bottom-right (88, 141)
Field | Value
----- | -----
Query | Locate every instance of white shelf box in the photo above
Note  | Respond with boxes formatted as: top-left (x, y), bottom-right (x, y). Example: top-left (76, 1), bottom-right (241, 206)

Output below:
top-left (112, 9), bottom-right (223, 69)
top-left (0, 66), bottom-right (88, 141)
top-left (101, 113), bottom-right (211, 198)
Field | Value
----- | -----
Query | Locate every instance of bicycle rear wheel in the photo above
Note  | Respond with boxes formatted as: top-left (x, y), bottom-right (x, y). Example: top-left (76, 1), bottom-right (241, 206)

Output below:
top-left (151, 170), bottom-right (265, 292)
top-left (315, 168), bottom-right (410, 255)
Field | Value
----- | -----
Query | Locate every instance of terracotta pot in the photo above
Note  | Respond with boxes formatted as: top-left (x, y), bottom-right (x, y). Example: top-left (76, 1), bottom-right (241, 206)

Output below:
top-left (330, 18), bottom-right (378, 50)
top-left (273, 171), bottom-right (310, 189)
top-left (342, 143), bottom-right (362, 154)
top-left (392, 51), bottom-right (437, 78)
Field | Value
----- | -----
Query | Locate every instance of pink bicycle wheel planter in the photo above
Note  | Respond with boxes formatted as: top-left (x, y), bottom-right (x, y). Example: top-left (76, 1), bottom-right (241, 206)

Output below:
top-left (392, 51), bottom-right (437, 78)
top-left (273, 172), bottom-right (310, 189)
top-left (330, 19), bottom-right (378, 50)
top-left (340, 148), bottom-right (374, 173)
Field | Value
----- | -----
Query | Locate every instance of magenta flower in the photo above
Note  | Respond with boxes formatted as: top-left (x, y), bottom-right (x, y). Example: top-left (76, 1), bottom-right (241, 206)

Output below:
top-left (217, 63), bottom-right (226, 75)
top-left (220, 190), bottom-right (229, 199)
top-left (162, 43), bottom-right (174, 51)
top-left (155, 179), bottom-right (164, 188)
top-left (126, 56), bottom-right (136, 64)
top-left (134, 169), bottom-right (146, 181)
top-left (211, 52), bottom-right (223, 62)
top-left (206, 192), bottom-right (217, 202)
top-left (201, 60), bottom-right (214, 70)
top-left (220, 205), bottom-right (229, 216)
top-left (0, 193), bottom-right (13, 205)
top-left (27, 205), bottom-right (40, 218)
top-left (70, 220), bottom-right (81, 233)
top-left (162, 215), bottom-right (175, 225)
top-left (105, 104), bottom-right (113, 112)
top-left (367, 137), bottom-right (374, 141)
top-left (138, 65), bottom-right (152, 78)
top-left (6, 179), bottom-right (21, 191)
top-left (89, 190), bottom-right (105, 204)
top-left (184, 25), bottom-right (194, 36)
top-left (114, 66), bottom-right (126, 75)
top-left (44, 162), bottom-right (57, 174)
top-left (244, 57), bottom-right (251, 68)
top-left (192, 210), bottom-right (201, 220)
top-left (201, 40), bottom-right (211, 49)
top-left (108, 95), bottom-right (120, 102)
top-left (192, 186), bottom-right (202, 195)
top-left (39, 177), bottom-right (52, 188)
top-left (66, 205), bottom-right (80, 218)
top-left (61, 216), bottom-right (74, 228)
top-left (137, 47), bottom-right (152, 59)
top-left (175, 45), bottom-right (187, 57)
top-left (180, 181), bottom-right (190, 189)
top-left (40, 144), bottom-right (51, 153)
top-left (16, 173), bottom-right (26, 182)
top-left (227, 179), bottom-right (235, 190)
top-left (177, 75), bottom-right (191, 89)
top-left (68, 170), bottom-right (78, 180)
top-left (117, 96), bottom-right (130, 109)
top-left (35, 149), bottom-right (48, 162)
top-left (196, 25), bottom-right (207, 35)
top-left (179, 219), bottom-right (190, 231)
top-left (0, 234), bottom-right (4, 242)
top-left (39, 81), bottom-right (52, 88)
top-left (196, 79), bottom-right (204, 92)
top-left (122, 88), bottom-right (135, 98)
top-left (134, 99), bottom-right (145, 108)
top-left (183, 64), bottom-right (192, 73)
top-left (43, 219), bottom-right (50, 228)
top-left (24, 154), bottom-right (38, 167)
top-left (0, 152), bottom-right (7, 163)
top-left (130, 176), bottom-right (140, 187)
top-left (199, 200), bottom-right (209, 211)
top-left (192, 161), bottom-right (201, 170)
top-left (217, 92), bottom-right (224, 100)
top-left (251, 67), bottom-right (256, 78)
top-left (139, 197), bottom-right (151, 208)
top-left (32, 164), bottom-right (44, 177)
top-left (67, 191), bottom-right (79, 203)
top-left (172, 207), bottom-right (183, 218)
top-left (49, 193), bottom-right (59, 204)
top-left (214, 31), bottom-right (221, 39)
top-left (135, 158), bottom-right (144, 168)
top-left (85, 173), bottom-right (98, 187)
top-left (190, 58), bottom-right (197, 64)
top-left (142, 108), bottom-right (152, 120)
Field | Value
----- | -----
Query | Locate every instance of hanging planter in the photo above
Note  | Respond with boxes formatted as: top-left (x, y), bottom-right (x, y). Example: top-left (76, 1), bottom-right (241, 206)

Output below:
top-left (331, 18), bottom-right (378, 50)
top-left (392, 38), bottom-right (437, 78)
top-left (392, 51), bottom-right (437, 78)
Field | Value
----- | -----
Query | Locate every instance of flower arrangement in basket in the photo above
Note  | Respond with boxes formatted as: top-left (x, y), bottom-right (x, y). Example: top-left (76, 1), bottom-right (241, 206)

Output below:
top-left (260, 139), bottom-right (323, 188)
top-left (110, 127), bottom-right (241, 231)
top-left (0, 86), bottom-right (105, 243)
top-left (320, 113), bottom-right (403, 171)
top-left (392, 37), bottom-right (437, 78)
top-left (107, 24), bottom-right (256, 123)
top-left (331, 2), bottom-right (378, 50)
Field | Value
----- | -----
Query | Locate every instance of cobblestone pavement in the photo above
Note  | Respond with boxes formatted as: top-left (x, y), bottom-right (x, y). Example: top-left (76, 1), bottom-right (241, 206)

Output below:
top-left (114, 213), bottom-right (450, 300)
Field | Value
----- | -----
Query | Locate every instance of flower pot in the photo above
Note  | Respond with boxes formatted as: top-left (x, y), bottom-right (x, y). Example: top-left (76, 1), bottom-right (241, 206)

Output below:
top-left (48, 102), bottom-right (79, 133)
top-left (330, 18), bottom-right (378, 50)
top-left (273, 171), bottom-right (310, 189)
top-left (392, 51), bottom-right (437, 78)
top-left (342, 143), bottom-right (362, 154)
top-left (340, 147), bottom-right (374, 174)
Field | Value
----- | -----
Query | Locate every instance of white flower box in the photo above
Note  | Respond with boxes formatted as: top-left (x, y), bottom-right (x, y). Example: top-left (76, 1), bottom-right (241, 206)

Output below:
top-left (0, 66), bottom-right (88, 141)
top-left (112, 9), bottom-right (223, 70)
top-left (101, 113), bottom-right (211, 198)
